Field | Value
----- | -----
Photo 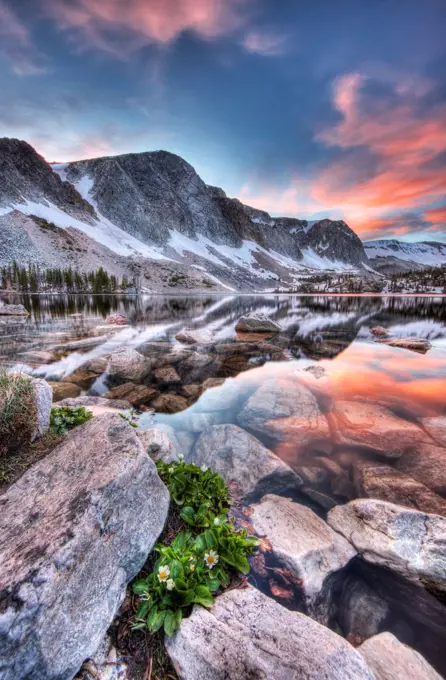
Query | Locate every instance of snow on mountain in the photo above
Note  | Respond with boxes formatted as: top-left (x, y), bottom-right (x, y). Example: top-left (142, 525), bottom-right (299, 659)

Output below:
top-left (0, 137), bottom-right (381, 290)
top-left (365, 239), bottom-right (446, 267)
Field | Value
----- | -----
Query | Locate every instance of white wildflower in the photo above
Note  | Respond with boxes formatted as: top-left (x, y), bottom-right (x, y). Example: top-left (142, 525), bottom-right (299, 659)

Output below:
top-left (158, 565), bottom-right (170, 582)
top-left (204, 550), bottom-right (219, 569)
top-left (166, 579), bottom-right (175, 591)
top-left (178, 453), bottom-right (184, 461)
top-left (214, 517), bottom-right (221, 526)
top-left (201, 464), bottom-right (208, 472)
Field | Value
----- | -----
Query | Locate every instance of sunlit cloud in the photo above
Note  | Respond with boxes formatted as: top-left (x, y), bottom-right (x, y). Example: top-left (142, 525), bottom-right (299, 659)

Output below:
top-left (43, 0), bottom-right (253, 57)
top-left (237, 70), bottom-right (446, 240)
top-left (241, 30), bottom-right (288, 56)
top-left (0, 2), bottom-right (47, 75)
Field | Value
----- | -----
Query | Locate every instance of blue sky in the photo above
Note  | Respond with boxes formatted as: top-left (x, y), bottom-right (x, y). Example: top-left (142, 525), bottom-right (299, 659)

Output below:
top-left (0, 0), bottom-right (445, 240)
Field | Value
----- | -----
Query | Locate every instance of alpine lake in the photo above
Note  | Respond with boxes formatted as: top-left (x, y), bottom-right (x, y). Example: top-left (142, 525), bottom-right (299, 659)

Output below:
top-left (1, 292), bottom-right (446, 674)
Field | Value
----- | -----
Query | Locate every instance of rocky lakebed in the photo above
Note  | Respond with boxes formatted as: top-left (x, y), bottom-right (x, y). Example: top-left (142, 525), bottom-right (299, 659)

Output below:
top-left (0, 293), bottom-right (446, 680)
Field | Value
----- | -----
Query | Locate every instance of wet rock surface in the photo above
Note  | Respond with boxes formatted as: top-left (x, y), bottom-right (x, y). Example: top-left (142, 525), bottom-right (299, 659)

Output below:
top-left (328, 499), bottom-right (446, 593)
top-left (166, 586), bottom-right (375, 680)
top-left (354, 460), bottom-right (446, 515)
top-left (0, 414), bottom-right (169, 680)
top-left (235, 313), bottom-right (283, 333)
top-left (103, 382), bottom-right (158, 407)
top-left (190, 424), bottom-right (303, 499)
top-left (395, 443), bottom-right (446, 494)
top-left (359, 632), bottom-right (442, 680)
top-left (330, 400), bottom-right (429, 458)
top-left (238, 378), bottom-right (331, 450)
top-left (251, 494), bottom-right (356, 602)
top-left (107, 348), bottom-right (151, 382)
top-left (48, 380), bottom-right (82, 401)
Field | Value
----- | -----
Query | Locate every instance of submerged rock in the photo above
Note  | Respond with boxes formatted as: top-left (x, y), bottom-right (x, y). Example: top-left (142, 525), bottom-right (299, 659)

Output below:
top-left (175, 329), bottom-right (213, 345)
top-left (327, 499), bottom-right (446, 593)
top-left (107, 348), bottom-right (151, 382)
top-left (359, 632), bottom-right (442, 680)
top-left (235, 313), bottom-right (282, 333)
top-left (190, 424), bottom-right (303, 499)
top-left (251, 494), bottom-right (356, 602)
top-left (0, 413), bottom-right (169, 680)
top-left (104, 382), bottom-right (158, 407)
top-left (166, 586), bottom-right (375, 680)
top-left (48, 381), bottom-right (82, 402)
top-left (154, 365), bottom-right (181, 384)
top-left (238, 378), bottom-right (331, 451)
top-left (151, 393), bottom-right (189, 414)
top-left (331, 400), bottom-right (429, 458)
top-left (354, 460), bottom-right (446, 516)
top-left (420, 416), bottom-right (446, 448)
top-left (395, 444), bottom-right (446, 494)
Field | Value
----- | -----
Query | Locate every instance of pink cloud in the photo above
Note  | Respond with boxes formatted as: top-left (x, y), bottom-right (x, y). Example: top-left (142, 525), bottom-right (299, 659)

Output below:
top-left (241, 30), bottom-right (288, 56)
top-left (44, 0), bottom-right (252, 56)
top-left (0, 2), bottom-right (47, 75)
top-left (311, 72), bottom-right (446, 234)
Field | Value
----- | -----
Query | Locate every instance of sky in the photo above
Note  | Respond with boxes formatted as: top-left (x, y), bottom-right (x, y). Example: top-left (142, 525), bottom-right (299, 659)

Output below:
top-left (0, 0), bottom-right (445, 242)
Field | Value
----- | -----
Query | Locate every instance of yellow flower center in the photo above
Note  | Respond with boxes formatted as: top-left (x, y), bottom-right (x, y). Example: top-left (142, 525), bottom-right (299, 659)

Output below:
top-left (160, 570), bottom-right (167, 580)
top-left (207, 556), bottom-right (215, 565)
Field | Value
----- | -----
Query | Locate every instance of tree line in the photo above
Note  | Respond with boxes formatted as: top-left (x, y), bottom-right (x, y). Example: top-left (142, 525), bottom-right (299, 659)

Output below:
top-left (0, 262), bottom-right (132, 293)
top-left (389, 265), bottom-right (446, 293)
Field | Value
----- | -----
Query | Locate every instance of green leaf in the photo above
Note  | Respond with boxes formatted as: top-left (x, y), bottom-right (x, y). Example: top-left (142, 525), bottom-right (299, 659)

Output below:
top-left (132, 580), bottom-right (148, 595)
top-left (206, 577), bottom-right (221, 592)
top-left (170, 559), bottom-right (184, 580)
top-left (193, 585), bottom-right (214, 607)
top-left (164, 610), bottom-right (177, 637)
top-left (136, 600), bottom-right (151, 620)
top-left (151, 610), bottom-right (167, 632)
top-left (194, 534), bottom-right (207, 553)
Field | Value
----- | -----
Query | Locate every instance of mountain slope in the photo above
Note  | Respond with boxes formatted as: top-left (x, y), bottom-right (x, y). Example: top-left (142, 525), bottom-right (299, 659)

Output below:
top-left (365, 239), bottom-right (446, 274)
top-left (0, 137), bottom-right (373, 290)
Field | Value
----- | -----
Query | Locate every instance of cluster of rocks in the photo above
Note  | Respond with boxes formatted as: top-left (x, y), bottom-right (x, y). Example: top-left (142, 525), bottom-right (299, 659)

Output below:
top-left (1, 312), bottom-right (445, 680)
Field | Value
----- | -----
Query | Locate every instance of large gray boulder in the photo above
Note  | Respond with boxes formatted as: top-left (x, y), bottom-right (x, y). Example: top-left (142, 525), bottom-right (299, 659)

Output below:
top-left (190, 424), bottom-right (303, 499)
top-left (0, 413), bottom-right (169, 680)
top-left (235, 313), bottom-right (282, 333)
top-left (166, 586), bottom-right (375, 680)
top-left (237, 378), bottom-right (330, 451)
top-left (327, 499), bottom-right (446, 593)
top-left (353, 460), bottom-right (446, 516)
top-left (359, 632), bottom-right (442, 680)
top-left (251, 495), bottom-right (356, 603)
top-left (107, 347), bottom-right (151, 382)
top-left (331, 400), bottom-right (429, 458)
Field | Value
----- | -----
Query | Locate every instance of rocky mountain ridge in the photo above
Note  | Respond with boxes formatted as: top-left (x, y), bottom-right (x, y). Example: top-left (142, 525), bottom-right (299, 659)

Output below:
top-left (1, 137), bottom-right (443, 289)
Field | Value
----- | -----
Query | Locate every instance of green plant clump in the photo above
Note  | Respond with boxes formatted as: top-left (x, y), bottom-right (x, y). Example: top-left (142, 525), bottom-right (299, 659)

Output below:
top-left (0, 370), bottom-right (36, 456)
top-left (49, 405), bottom-right (93, 434)
top-left (132, 458), bottom-right (258, 637)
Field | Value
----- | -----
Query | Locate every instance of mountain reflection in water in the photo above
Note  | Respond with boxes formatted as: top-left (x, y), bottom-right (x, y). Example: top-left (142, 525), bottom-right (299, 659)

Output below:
top-left (1, 293), bottom-right (446, 673)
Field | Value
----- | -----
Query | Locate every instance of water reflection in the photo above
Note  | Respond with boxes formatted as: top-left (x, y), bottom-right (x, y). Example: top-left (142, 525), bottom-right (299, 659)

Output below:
top-left (1, 293), bottom-right (446, 672)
